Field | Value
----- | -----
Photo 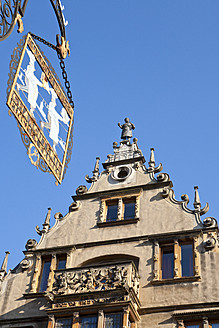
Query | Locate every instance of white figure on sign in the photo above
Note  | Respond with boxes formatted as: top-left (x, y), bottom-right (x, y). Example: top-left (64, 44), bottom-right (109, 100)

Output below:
top-left (40, 88), bottom-right (70, 152)
top-left (16, 49), bottom-right (47, 118)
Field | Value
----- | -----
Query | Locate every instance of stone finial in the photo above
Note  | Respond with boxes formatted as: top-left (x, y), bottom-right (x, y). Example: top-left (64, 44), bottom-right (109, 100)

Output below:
top-left (1, 251), bottom-right (10, 272)
top-left (148, 148), bottom-right (155, 168)
top-left (35, 208), bottom-right (52, 235)
top-left (193, 186), bottom-right (209, 216)
top-left (44, 208), bottom-right (52, 227)
top-left (85, 157), bottom-right (100, 183)
top-left (147, 147), bottom-right (163, 174)
top-left (193, 186), bottom-right (201, 210)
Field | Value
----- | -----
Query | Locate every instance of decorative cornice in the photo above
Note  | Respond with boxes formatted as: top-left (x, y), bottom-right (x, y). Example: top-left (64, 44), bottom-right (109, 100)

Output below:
top-left (73, 181), bottom-right (171, 201)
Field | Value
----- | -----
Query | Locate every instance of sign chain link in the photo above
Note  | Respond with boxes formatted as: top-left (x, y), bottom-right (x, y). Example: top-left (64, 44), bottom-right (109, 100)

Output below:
top-left (30, 33), bottom-right (74, 109)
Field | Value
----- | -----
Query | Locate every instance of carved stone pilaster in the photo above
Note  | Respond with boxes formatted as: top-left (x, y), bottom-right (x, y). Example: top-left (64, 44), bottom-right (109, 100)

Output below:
top-left (99, 200), bottom-right (105, 223)
top-left (30, 255), bottom-right (41, 293)
top-left (193, 237), bottom-right (200, 276)
top-left (135, 196), bottom-right (140, 218)
top-left (153, 240), bottom-right (159, 281)
top-left (47, 315), bottom-right (55, 328)
top-left (73, 312), bottom-right (79, 328)
top-left (174, 239), bottom-right (180, 278)
top-left (47, 254), bottom-right (56, 291)
top-left (117, 198), bottom-right (123, 220)
top-left (97, 310), bottom-right (104, 328)
top-left (123, 307), bottom-right (129, 328)
top-left (66, 251), bottom-right (71, 267)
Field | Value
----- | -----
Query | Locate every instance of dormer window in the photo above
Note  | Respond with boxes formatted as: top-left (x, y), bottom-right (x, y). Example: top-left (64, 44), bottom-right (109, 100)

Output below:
top-left (98, 193), bottom-right (140, 226)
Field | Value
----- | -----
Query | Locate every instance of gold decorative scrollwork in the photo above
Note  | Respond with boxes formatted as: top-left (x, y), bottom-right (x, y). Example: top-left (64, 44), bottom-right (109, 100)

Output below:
top-left (7, 34), bottom-right (26, 97)
top-left (0, 0), bottom-right (20, 41)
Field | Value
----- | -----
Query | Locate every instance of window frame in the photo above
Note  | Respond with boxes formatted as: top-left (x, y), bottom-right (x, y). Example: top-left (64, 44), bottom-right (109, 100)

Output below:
top-left (152, 237), bottom-right (200, 284)
top-left (53, 310), bottom-right (135, 328)
top-left (38, 256), bottom-right (51, 293)
top-left (30, 253), bottom-right (67, 294)
top-left (98, 194), bottom-right (140, 227)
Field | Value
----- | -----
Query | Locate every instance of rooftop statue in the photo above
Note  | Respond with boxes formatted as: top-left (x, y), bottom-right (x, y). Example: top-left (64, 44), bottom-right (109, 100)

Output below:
top-left (118, 118), bottom-right (135, 142)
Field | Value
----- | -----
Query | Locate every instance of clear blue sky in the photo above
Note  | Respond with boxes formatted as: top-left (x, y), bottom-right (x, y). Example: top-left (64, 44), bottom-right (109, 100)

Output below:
top-left (0, 0), bottom-right (219, 269)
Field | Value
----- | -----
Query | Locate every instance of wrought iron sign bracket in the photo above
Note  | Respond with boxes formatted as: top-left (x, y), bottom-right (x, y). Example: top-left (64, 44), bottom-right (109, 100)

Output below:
top-left (0, 0), bottom-right (69, 59)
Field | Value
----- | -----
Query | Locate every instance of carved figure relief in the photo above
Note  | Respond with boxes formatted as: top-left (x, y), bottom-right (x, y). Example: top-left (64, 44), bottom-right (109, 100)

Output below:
top-left (53, 264), bottom-right (138, 296)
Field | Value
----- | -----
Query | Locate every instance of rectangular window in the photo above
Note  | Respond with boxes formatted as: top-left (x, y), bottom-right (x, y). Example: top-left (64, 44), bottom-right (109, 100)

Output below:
top-left (55, 318), bottom-right (73, 328)
top-left (105, 313), bottom-right (122, 328)
top-left (155, 239), bottom-right (197, 282)
top-left (123, 198), bottom-right (135, 220)
top-left (106, 201), bottom-right (118, 221)
top-left (38, 258), bottom-right (51, 292)
top-left (80, 316), bottom-right (98, 328)
top-left (57, 255), bottom-right (67, 270)
top-left (181, 243), bottom-right (194, 277)
top-left (161, 246), bottom-right (174, 279)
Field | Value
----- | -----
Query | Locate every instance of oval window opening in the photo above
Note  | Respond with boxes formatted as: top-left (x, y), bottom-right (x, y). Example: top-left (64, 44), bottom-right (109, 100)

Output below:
top-left (118, 168), bottom-right (129, 179)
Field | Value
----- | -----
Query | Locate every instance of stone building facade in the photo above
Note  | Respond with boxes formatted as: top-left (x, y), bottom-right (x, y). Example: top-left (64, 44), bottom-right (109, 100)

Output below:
top-left (0, 121), bottom-right (219, 328)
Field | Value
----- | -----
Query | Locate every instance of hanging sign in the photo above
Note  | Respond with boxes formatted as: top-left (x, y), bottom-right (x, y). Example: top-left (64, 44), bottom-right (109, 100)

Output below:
top-left (6, 33), bottom-right (74, 184)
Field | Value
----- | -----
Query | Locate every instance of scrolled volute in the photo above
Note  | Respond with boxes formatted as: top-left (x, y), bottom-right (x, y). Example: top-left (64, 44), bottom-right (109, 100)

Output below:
top-left (203, 217), bottom-right (217, 228)
top-left (25, 239), bottom-right (37, 251)
top-left (76, 185), bottom-right (88, 195)
top-left (54, 212), bottom-right (63, 220)
top-left (156, 173), bottom-right (169, 182)
top-left (69, 201), bottom-right (81, 212)
top-left (20, 257), bottom-right (32, 271)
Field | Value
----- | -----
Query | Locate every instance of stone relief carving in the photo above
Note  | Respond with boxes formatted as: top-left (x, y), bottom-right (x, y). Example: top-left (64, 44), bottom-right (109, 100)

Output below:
top-left (53, 263), bottom-right (139, 296)
top-left (53, 294), bottom-right (125, 309)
